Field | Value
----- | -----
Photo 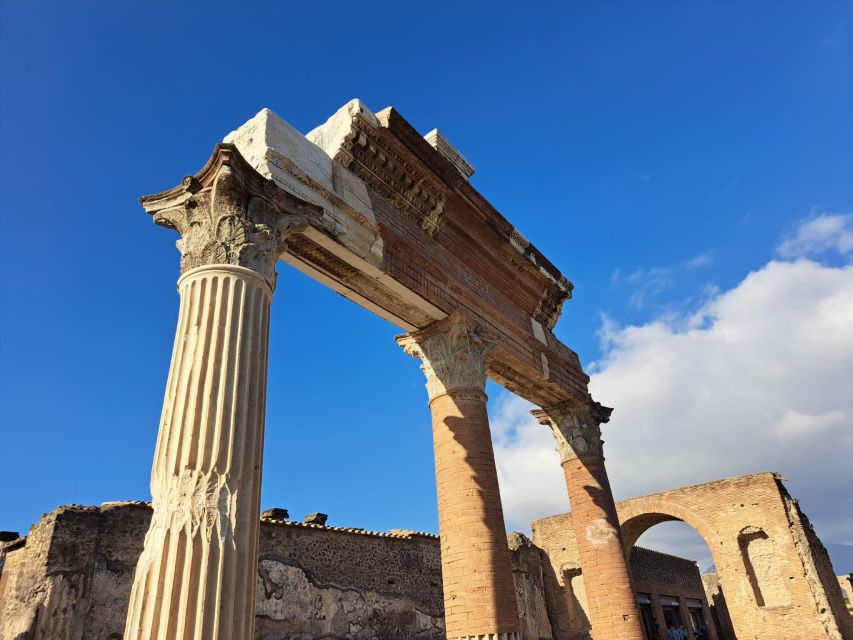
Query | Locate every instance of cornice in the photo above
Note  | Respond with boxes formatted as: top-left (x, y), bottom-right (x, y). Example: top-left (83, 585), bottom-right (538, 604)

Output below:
top-left (331, 109), bottom-right (447, 237)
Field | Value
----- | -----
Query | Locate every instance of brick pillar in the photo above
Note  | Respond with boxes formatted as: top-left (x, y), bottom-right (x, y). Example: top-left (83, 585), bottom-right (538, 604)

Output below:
top-left (398, 310), bottom-right (520, 640)
top-left (677, 598), bottom-right (692, 636)
top-left (650, 593), bottom-right (667, 640)
top-left (533, 398), bottom-right (644, 640)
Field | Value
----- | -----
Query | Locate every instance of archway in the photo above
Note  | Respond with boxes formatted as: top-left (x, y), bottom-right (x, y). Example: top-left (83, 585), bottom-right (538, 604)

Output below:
top-left (620, 510), bottom-right (726, 640)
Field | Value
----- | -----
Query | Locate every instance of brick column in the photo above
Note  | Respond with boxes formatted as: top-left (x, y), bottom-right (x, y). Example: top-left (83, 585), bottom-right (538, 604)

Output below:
top-left (398, 310), bottom-right (520, 640)
top-left (533, 397), bottom-right (644, 640)
top-left (678, 598), bottom-right (692, 636)
top-left (126, 145), bottom-right (316, 640)
top-left (650, 593), bottom-right (667, 640)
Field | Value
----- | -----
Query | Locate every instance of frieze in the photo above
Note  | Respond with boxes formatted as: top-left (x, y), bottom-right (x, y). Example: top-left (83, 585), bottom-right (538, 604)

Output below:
top-left (335, 114), bottom-right (446, 237)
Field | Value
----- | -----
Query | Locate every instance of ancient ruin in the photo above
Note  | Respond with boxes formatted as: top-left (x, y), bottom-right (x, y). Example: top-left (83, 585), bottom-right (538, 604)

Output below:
top-left (533, 473), bottom-right (852, 640)
top-left (1, 474), bottom-right (850, 639)
top-left (0, 102), bottom-right (850, 640)
top-left (117, 99), bottom-right (643, 640)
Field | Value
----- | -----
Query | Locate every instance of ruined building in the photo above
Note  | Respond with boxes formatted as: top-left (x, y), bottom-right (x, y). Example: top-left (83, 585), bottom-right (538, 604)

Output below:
top-left (1, 102), bottom-right (850, 640)
top-left (1, 473), bottom-right (850, 639)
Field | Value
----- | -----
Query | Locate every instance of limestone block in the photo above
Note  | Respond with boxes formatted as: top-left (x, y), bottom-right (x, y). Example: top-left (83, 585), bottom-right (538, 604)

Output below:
top-left (261, 508), bottom-right (289, 521)
top-left (224, 105), bottom-right (383, 268)
top-left (423, 129), bottom-right (475, 180)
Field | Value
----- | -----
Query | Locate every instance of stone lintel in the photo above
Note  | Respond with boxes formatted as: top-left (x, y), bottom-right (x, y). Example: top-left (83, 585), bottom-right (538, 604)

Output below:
top-left (144, 103), bottom-right (591, 408)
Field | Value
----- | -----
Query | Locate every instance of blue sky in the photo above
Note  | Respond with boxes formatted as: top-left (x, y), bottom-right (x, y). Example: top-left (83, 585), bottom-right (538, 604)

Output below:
top-left (1, 3), bottom-right (851, 569)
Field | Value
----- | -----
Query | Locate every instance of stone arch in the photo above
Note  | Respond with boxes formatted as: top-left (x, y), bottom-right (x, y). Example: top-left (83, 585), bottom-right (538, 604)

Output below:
top-left (617, 500), bottom-right (719, 560)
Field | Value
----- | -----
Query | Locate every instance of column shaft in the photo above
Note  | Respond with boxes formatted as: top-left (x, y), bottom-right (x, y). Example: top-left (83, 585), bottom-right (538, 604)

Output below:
top-left (431, 390), bottom-right (519, 639)
top-left (534, 399), bottom-right (644, 640)
top-left (124, 265), bottom-right (271, 640)
top-left (562, 455), bottom-right (644, 640)
top-left (397, 310), bottom-right (520, 640)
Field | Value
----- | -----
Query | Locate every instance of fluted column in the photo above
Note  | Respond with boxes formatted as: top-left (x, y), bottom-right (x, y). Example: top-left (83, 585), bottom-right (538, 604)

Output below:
top-left (398, 310), bottom-right (520, 640)
top-left (533, 398), bottom-right (644, 640)
top-left (125, 144), bottom-right (318, 640)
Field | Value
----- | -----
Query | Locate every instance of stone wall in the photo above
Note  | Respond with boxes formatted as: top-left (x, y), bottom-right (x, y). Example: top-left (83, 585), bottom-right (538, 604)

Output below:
top-left (4, 473), bottom-right (849, 640)
top-left (0, 503), bottom-right (553, 640)
top-left (1, 503), bottom-right (156, 640)
top-left (255, 516), bottom-right (444, 639)
top-left (509, 532), bottom-right (554, 640)
top-left (838, 575), bottom-right (853, 613)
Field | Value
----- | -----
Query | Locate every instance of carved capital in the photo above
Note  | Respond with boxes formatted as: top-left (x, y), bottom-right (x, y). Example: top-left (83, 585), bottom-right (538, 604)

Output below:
top-left (140, 144), bottom-right (322, 288)
top-left (532, 396), bottom-right (613, 462)
top-left (396, 309), bottom-right (495, 401)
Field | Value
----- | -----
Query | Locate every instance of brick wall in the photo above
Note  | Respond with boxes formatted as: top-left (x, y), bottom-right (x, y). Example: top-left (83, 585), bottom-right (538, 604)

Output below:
top-left (629, 547), bottom-right (715, 640)
top-left (630, 546), bottom-right (703, 595)
top-left (532, 472), bottom-right (852, 640)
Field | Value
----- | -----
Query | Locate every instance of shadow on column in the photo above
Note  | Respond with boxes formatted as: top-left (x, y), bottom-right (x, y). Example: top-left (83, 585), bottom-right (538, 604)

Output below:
top-left (442, 402), bottom-right (519, 635)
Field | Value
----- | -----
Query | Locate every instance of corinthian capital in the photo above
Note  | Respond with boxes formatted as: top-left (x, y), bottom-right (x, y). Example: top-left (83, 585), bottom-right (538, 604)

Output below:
top-left (396, 309), bottom-right (496, 401)
top-left (531, 396), bottom-right (613, 462)
top-left (139, 144), bottom-right (322, 288)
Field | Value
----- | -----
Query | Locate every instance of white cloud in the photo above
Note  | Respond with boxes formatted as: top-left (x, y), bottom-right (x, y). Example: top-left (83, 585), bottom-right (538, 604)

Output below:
top-left (777, 212), bottom-right (853, 259)
top-left (611, 252), bottom-right (713, 309)
top-left (492, 258), bottom-right (853, 565)
top-left (684, 252), bottom-right (713, 269)
top-left (491, 392), bottom-right (568, 530)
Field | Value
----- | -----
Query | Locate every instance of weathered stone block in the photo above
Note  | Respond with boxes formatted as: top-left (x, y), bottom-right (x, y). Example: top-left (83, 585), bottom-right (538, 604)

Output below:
top-left (303, 513), bottom-right (328, 526)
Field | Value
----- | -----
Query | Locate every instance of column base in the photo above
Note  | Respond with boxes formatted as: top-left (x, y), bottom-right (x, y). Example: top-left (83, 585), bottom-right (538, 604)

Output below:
top-left (452, 634), bottom-right (521, 640)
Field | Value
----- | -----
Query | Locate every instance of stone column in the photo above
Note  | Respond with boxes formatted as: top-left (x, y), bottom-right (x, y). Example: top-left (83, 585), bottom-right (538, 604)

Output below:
top-left (125, 145), bottom-right (316, 640)
top-left (397, 310), bottom-right (520, 640)
top-left (533, 398), bottom-right (645, 640)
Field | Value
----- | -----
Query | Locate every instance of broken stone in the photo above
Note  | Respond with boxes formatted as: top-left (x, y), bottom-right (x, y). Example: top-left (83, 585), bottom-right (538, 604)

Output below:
top-left (303, 513), bottom-right (328, 525)
top-left (261, 508), bottom-right (289, 521)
